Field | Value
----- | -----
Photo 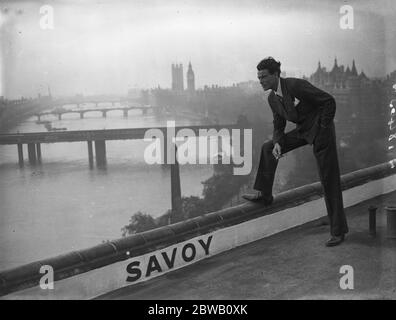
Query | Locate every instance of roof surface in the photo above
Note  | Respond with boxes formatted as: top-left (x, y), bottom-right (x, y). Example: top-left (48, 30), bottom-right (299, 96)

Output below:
top-left (98, 191), bottom-right (396, 300)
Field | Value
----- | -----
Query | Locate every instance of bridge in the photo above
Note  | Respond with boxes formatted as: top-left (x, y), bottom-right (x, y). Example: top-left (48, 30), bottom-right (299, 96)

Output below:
top-left (34, 105), bottom-right (154, 121)
top-left (0, 123), bottom-right (241, 166)
top-left (0, 161), bottom-right (395, 299)
top-left (0, 123), bottom-right (244, 220)
top-left (50, 97), bottom-right (132, 109)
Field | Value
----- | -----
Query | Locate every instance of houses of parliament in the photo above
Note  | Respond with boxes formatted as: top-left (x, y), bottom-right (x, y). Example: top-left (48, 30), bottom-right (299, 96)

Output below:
top-left (171, 62), bottom-right (195, 94)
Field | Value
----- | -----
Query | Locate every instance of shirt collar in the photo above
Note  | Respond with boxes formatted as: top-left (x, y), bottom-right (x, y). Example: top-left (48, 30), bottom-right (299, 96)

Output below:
top-left (274, 77), bottom-right (282, 97)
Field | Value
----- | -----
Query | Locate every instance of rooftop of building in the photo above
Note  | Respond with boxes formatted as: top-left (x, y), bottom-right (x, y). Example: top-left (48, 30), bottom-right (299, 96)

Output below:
top-left (98, 190), bottom-right (396, 300)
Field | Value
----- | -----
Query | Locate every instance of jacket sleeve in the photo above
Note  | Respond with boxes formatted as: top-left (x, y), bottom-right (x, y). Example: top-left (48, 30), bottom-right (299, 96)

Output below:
top-left (292, 79), bottom-right (336, 128)
top-left (272, 108), bottom-right (286, 145)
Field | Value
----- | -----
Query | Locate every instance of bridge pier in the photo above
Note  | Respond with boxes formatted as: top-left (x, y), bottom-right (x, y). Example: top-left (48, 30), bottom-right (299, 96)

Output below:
top-left (87, 141), bottom-right (94, 169)
top-left (80, 112), bottom-right (84, 119)
top-left (102, 111), bottom-right (107, 118)
top-left (95, 140), bottom-right (107, 167)
top-left (58, 114), bottom-right (62, 121)
top-left (123, 109), bottom-right (128, 118)
top-left (27, 143), bottom-right (37, 165)
top-left (170, 146), bottom-right (182, 223)
top-left (36, 143), bottom-right (42, 163)
top-left (17, 143), bottom-right (24, 167)
top-left (37, 114), bottom-right (41, 121)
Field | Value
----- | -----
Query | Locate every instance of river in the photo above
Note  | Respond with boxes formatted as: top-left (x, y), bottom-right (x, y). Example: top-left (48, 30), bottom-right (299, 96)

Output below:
top-left (0, 103), bottom-right (214, 270)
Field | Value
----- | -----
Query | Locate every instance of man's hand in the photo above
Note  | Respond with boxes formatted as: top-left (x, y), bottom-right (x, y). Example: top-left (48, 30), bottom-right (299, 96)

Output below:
top-left (272, 142), bottom-right (283, 160)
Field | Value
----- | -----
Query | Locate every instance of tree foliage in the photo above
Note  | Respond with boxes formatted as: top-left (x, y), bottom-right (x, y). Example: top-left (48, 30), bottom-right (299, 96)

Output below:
top-left (121, 211), bottom-right (157, 236)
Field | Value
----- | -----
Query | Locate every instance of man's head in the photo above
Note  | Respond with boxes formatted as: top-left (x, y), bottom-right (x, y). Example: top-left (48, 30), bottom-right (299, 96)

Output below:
top-left (256, 57), bottom-right (281, 91)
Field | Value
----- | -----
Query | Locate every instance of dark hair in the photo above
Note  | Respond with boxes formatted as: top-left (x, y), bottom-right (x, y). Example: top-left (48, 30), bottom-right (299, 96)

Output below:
top-left (257, 57), bottom-right (281, 76)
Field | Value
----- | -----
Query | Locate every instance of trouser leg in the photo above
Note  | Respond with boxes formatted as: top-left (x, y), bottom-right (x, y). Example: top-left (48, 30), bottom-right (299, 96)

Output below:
top-left (313, 122), bottom-right (349, 236)
top-left (254, 129), bottom-right (307, 196)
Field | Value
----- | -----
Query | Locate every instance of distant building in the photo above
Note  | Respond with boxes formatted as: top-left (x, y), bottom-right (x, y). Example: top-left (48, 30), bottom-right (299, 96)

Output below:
top-left (171, 63), bottom-right (184, 91)
top-left (309, 58), bottom-right (369, 90)
top-left (236, 80), bottom-right (261, 94)
top-left (308, 58), bottom-right (386, 139)
top-left (127, 88), bottom-right (141, 99)
top-left (187, 62), bottom-right (195, 94)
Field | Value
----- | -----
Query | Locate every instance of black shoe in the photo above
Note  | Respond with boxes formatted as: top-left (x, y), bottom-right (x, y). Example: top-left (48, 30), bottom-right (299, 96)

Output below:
top-left (242, 193), bottom-right (274, 205)
top-left (325, 234), bottom-right (345, 247)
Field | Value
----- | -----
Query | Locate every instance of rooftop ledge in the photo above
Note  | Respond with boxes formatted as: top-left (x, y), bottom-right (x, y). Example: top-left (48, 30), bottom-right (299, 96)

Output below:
top-left (1, 160), bottom-right (396, 299)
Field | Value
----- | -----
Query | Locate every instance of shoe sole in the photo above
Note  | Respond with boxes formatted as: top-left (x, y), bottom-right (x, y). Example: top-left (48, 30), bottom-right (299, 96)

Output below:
top-left (325, 239), bottom-right (345, 247)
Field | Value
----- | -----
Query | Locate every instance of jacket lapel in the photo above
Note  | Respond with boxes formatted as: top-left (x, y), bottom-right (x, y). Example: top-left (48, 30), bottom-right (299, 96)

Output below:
top-left (268, 91), bottom-right (288, 119)
top-left (280, 78), bottom-right (299, 122)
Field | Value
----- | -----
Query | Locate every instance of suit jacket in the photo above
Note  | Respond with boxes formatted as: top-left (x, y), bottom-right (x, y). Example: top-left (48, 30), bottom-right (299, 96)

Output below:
top-left (268, 77), bottom-right (336, 145)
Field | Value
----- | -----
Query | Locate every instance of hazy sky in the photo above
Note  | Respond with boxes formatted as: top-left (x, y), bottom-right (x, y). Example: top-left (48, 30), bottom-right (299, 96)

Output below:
top-left (1, 0), bottom-right (395, 98)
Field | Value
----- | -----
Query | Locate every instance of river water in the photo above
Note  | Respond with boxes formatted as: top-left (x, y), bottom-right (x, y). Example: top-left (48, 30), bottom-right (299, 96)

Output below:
top-left (0, 103), bottom-right (214, 270)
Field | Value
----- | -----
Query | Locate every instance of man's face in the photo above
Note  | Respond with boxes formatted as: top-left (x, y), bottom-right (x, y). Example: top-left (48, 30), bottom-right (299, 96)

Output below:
top-left (257, 69), bottom-right (278, 91)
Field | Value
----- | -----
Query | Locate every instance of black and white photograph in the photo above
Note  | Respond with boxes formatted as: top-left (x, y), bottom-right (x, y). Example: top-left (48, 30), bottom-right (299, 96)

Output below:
top-left (0, 0), bottom-right (395, 304)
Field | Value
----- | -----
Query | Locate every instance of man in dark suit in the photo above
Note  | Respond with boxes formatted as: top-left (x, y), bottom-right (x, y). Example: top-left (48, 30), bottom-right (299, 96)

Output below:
top-left (243, 57), bottom-right (349, 247)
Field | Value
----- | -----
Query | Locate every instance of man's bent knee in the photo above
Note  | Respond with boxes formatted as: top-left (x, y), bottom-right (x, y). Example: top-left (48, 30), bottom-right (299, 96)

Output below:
top-left (262, 140), bottom-right (274, 153)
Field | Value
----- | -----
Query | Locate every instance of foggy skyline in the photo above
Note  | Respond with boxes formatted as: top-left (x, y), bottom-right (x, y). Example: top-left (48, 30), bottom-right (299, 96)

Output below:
top-left (1, 0), bottom-right (395, 99)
